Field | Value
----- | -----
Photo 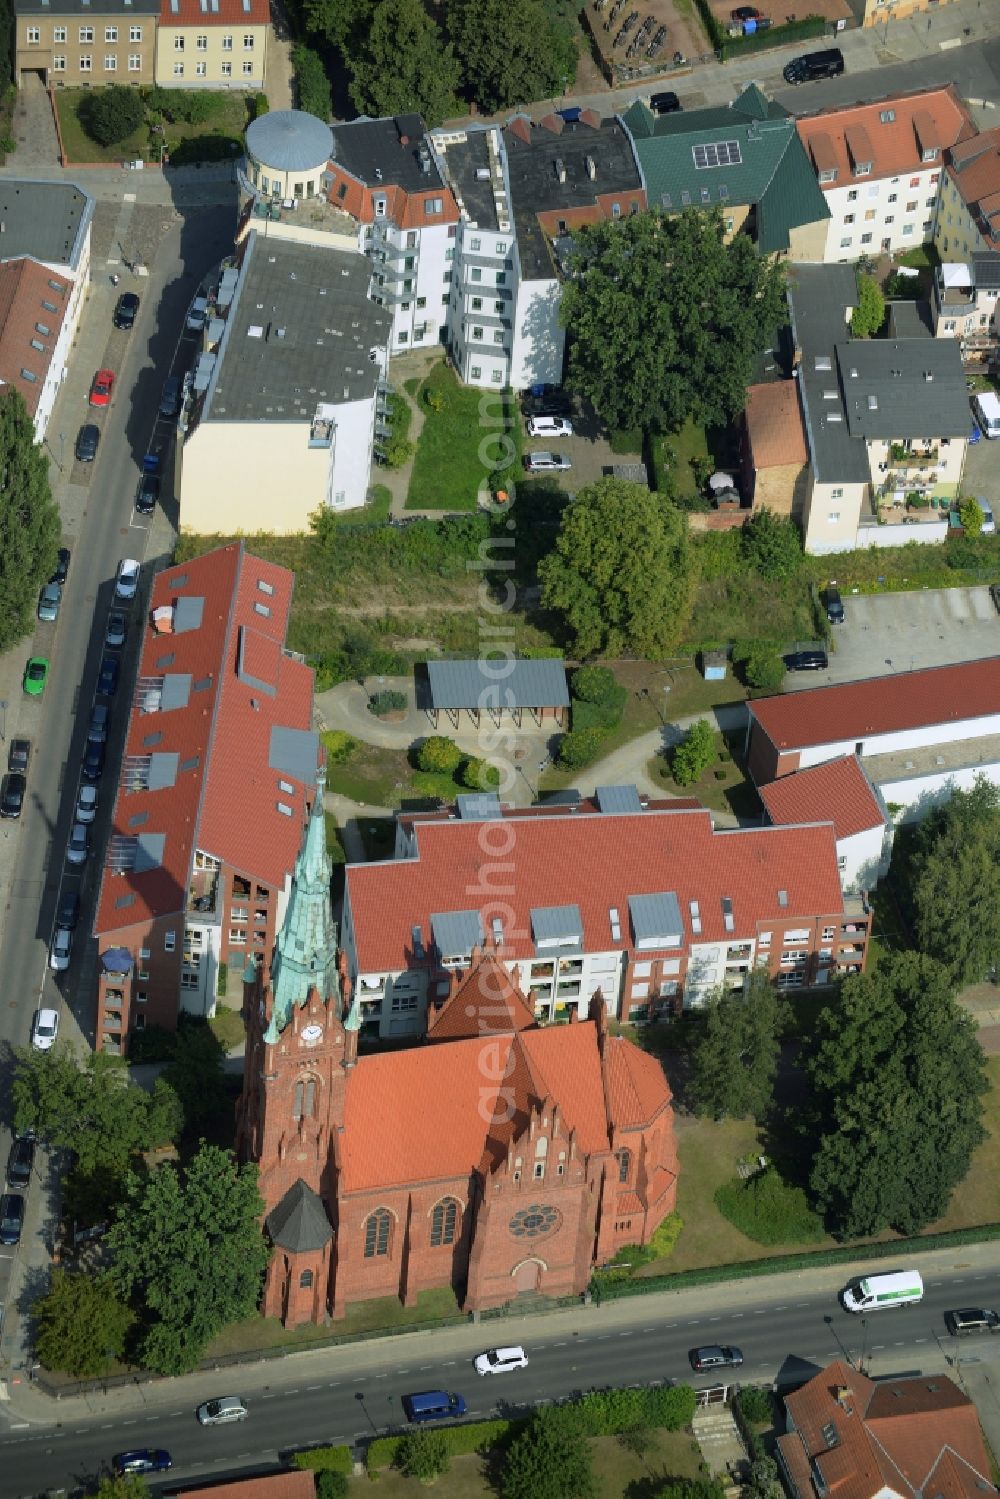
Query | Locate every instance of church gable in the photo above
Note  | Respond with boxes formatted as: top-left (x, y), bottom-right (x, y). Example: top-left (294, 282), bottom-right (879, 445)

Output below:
top-left (426, 943), bottom-right (536, 1042)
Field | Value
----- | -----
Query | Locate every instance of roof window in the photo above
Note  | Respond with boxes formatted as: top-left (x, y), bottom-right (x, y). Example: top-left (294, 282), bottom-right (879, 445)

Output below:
top-left (692, 140), bottom-right (741, 169)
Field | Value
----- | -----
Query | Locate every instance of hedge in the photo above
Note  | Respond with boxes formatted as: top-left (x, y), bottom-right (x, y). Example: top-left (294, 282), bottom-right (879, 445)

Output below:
top-left (366, 1417), bottom-right (524, 1473)
top-left (719, 14), bottom-right (827, 62)
top-left (292, 1444), bottom-right (354, 1474)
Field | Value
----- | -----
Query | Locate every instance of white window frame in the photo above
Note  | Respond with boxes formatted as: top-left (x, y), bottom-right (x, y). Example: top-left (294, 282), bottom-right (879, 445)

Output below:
top-left (79, 26), bottom-right (94, 42)
top-left (79, 53), bottom-right (93, 69)
top-left (104, 54), bottom-right (117, 69)
top-left (130, 24), bottom-right (143, 40)
top-left (105, 25), bottom-right (118, 41)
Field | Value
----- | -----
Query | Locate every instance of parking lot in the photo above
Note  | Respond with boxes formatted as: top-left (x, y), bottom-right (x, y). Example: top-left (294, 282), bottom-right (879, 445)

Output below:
top-left (786, 585), bottom-right (1000, 689)
top-left (963, 427), bottom-right (1000, 506)
top-left (523, 399), bottom-right (647, 489)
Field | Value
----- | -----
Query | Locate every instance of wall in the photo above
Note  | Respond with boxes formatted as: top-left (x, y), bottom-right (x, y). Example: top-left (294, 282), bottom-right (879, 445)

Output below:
top-left (245, 153), bottom-right (327, 203)
top-left (862, 0), bottom-right (958, 24)
top-left (837, 823), bottom-right (890, 892)
top-left (880, 760), bottom-right (1000, 824)
top-left (856, 517), bottom-right (949, 547)
top-left (95, 912), bottom-right (185, 1054)
top-left (796, 712), bottom-right (1000, 771)
top-left (787, 216), bottom-right (829, 264)
top-left (803, 478), bottom-right (869, 554)
top-left (751, 461), bottom-right (809, 520)
top-left (509, 277), bottom-right (564, 390)
top-left (155, 24), bottom-right (266, 87)
top-left (935, 173), bottom-right (989, 262)
top-left (821, 165), bottom-right (941, 263)
top-left (17, 15), bottom-right (156, 86)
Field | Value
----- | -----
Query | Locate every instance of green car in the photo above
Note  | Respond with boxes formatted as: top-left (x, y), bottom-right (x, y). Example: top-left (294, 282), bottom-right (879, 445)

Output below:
top-left (23, 657), bottom-right (49, 697)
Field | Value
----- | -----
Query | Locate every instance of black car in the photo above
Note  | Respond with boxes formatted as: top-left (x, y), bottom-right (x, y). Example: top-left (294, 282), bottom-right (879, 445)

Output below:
top-left (7, 738), bottom-right (30, 775)
top-left (97, 654), bottom-right (120, 697)
top-left (689, 1344), bottom-right (744, 1372)
top-left (944, 1307), bottom-right (1000, 1336)
top-left (522, 385), bottom-right (572, 416)
top-left (649, 90), bottom-right (681, 115)
top-left (82, 740), bottom-right (106, 783)
top-left (113, 292), bottom-right (140, 330)
top-left (75, 424), bottom-right (100, 463)
top-left (785, 649), bottom-right (829, 672)
top-left (6, 1136), bottom-right (33, 1190)
top-left (58, 888), bottom-right (81, 930)
top-left (0, 1193), bottom-right (25, 1246)
top-left (825, 585), bottom-right (845, 624)
top-left (135, 472), bottom-right (160, 515)
top-left (0, 772), bottom-right (25, 820)
top-left (50, 547), bottom-right (71, 585)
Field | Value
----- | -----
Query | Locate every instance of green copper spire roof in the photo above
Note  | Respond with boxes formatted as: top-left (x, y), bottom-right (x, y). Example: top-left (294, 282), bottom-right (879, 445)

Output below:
top-left (267, 772), bottom-right (339, 1039)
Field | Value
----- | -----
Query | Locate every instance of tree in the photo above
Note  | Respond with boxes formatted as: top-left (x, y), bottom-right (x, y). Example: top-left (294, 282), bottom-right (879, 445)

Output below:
top-left (571, 664), bottom-right (618, 705)
top-left (292, 44), bottom-right (333, 122)
top-left (539, 479), bottom-right (695, 657)
top-left (739, 643), bottom-right (785, 693)
top-left (315, 1477), bottom-right (350, 1499)
top-left (741, 508), bottom-right (802, 581)
top-left (804, 952), bottom-right (987, 1238)
top-left (90, 1477), bottom-right (151, 1499)
top-left (12, 1048), bottom-right (155, 1175)
top-left (557, 726), bottom-right (607, 768)
top-left (0, 389), bottom-right (60, 653)
top-left (908, 779), bottom-right (1000, 986)
top-left (746, 1456), bottom-right (783, 1499)
top-left (160, 1016), bottom-right (228, 1134)
top-left (34, 1270), bottom-right (134, 1377)
top-left (560, 211), bottom-right (786, 435)
top-left (850, 274), bottom-right (886, 338)
top-left (671, 718), bottom-right (715, 787)
top-left (348, 0), bottom-right (461, 127)
top-left (689, 972), bottom-right (789, 1120)
top-left (461, 756), bottom-right (500, 791)
top-left (107, 1144), bottom-right (270, 1374)
top-left (82, 85), bottom-right (144, 147)
top-left (958, 495), bottom-right (985, 535)
top-left (397, 1428), bottom-right (451, 1481)
top-left (653, 1483), bottom-right (726, 1499)
top-left (450, 0), bottom-right (577, 114)
top-left (302, 0), bottom-right (374, 50)
top-left (503, 1405), bottom-right (597, 1499)
top-left (416, 736), bottom-right (463, 774)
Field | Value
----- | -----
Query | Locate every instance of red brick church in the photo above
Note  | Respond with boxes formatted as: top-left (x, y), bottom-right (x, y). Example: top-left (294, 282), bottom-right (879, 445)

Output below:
top-left (236, 787), bottom-right (679, 1326)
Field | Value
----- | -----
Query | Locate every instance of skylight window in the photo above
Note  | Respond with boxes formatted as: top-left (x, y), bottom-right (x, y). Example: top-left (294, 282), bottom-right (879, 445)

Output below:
top-left (693, 140), bottom-right (742, 170)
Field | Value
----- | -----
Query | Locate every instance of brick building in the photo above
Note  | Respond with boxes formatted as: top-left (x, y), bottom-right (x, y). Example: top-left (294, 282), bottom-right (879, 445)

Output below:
top-left (339, 792), bottom-right (865, 1040)
top-left (236, 792), bottom-right (678, 1325)
top-left (92, 542), bottom-right (317, 1054)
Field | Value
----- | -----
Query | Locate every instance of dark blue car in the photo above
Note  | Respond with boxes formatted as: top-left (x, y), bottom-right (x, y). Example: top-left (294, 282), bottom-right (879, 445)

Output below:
top-left (97, 654), bottom-right (120, 697)
top-left (112, 1450), bottom-right (172, 1476)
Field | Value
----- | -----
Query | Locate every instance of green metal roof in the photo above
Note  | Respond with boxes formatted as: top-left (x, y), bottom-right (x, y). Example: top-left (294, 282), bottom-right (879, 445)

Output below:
top-left (622, 85), bottom-right (830, 255)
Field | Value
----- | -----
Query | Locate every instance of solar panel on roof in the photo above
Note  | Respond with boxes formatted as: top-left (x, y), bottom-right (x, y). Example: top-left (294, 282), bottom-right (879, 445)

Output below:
top-left (692, 140), bottom-right (742, 170)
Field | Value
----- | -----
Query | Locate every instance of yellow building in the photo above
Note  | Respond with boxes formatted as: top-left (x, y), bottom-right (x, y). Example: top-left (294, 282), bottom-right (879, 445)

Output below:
top-left (935, 128), bottom-right (1000, 262)
top-left (154, 0), bottom-right (267, 89)
top-left (14, 0), bottom-right (159, 87)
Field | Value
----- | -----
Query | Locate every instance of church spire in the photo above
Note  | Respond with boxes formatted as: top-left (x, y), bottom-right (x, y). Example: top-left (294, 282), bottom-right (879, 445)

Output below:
top-left (268, 770), bottom-right (339, 1037)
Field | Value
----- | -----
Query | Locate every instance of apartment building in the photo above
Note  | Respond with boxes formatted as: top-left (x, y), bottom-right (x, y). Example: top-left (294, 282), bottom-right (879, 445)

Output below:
top-left (796, 87), bottom-right (973, 263)
top-left (760, 755), bottom-right (891, 895)
top-left (14, 0), bottom-right (158, 86)
top-left (155, 0), bottom-right (268, 89)
top-left (92, 542), bottom-right (318, 1054)
top-left (339, 790), bottom-right (864, 1041)
top-left (931, 254), bottom-right (1000, 375)
top-left (936, 126), bottom-right (1000, 259)
top-left (0, 179), bottom-right (94, 441)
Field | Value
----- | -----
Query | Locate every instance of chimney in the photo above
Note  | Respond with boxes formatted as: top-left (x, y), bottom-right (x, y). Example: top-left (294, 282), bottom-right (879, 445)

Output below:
top-left (585, 155), bottom-right (597, 180)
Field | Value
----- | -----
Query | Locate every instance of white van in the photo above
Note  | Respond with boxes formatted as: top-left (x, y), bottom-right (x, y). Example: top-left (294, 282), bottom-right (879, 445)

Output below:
top-left (842, 1268), bottom-right (923, 1313)
top-left (974, 392), bottom-right (1000, 439)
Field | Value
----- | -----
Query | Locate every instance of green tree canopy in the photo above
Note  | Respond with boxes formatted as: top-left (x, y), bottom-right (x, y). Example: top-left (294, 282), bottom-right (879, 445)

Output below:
top-left (107, 1144), bottom-right (270, 1374)
top-left (690, 971), bottom-right (789, 1121)
top-left (850, 274), bottom-right (886, 338)
top-left (502, 1405), bottom-right (597, 1499)
top-left (450, 0), bottom-right (576, 113)
top-left (292, 44), bottom-right (333, 121)
top-left (671, 717), bottom-right (716, 787)
top-left (160, 1016), bottom-right (228, 1135)
top-left (83, 85), bottom-right (144, 146)
top-left (417, 735), bottom-right (463, 773)
top-left (349, 0), bottom-right (461, 126)
top-left (738, 642), bottom-right (786, 693)
top-left (804, 952), bottom-right (987, 1238)
top-left (12, 1048), bottom-right (160, 1175)
top-left (0, 389), bottom-right (60, 652)
top-left (34, 1269), bottom-right (134, 1378)
top-left (560, 210), bottom-right (786, 434)
top-left (908, 778), bottom-right (1000, 986)
top-left (539, 479), bottom-right (695, 657)
top-left (741, 507), bottom-right (802, 580)
top-left (571, 664), bottom-right (618, 705)
top-left (397, 1428), bottom-right (451, 1481)
top-left (302, 0), bottom-right (374, 49)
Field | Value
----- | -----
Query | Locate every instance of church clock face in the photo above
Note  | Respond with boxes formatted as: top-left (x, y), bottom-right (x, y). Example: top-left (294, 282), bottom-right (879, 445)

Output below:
top-left (509, 1204), bottom-right (560, 1239)
top-left (301, 1024), bottom-right (323, 1044)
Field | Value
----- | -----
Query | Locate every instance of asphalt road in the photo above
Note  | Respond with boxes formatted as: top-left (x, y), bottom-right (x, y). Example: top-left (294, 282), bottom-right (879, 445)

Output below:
top-left (2, 1258), bottom-right (999, 1497)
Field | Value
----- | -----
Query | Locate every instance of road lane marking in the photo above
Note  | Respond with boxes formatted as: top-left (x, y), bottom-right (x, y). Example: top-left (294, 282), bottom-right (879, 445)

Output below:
top-left (306, 1385), bottom-right (321, 1391)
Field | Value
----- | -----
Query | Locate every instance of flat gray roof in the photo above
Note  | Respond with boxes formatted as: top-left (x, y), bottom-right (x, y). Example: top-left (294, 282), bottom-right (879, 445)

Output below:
top-left (838, 338), bottom-right (970, 440)
top-left (427, 658), bottom-right (569, 711)
top-left (0, 179), bottom-right (93, 270)
top-left (596, 785), bottom-right (643, 814)
top-left (787, 264), bottom-right (871, 486)
top-left (205, 233), bottom-right (391, 423)
top-left (531, 904), bottom-right (583, 945)
top-left (331, 114), bottom-right (443, 191)
top-left (431, 909), bottom-right (484, 958)
top-left (629, 891), bottom-right (683, 949)
top-left (270, 725), bottom-right (318, 785)
top-left (433, 129), bottom-right (500, 232)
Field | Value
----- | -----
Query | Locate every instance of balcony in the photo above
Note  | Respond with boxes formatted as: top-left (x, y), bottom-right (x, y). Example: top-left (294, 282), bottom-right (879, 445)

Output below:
top-left (309, 414), bottom-right (334, 449)
top-left (889, 444), bottom-right (939, 468)
top-left (187, 867), bottom-right (220, 919)
top-left (726, 944), bottom-right (752, 963)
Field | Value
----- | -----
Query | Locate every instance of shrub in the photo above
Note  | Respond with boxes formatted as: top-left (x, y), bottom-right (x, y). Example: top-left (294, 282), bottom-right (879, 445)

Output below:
top-left (416, 736), bottom-right (462, 774)
top-left (369, 688), bottom-right (407, 716)
top-left (382, 392), bottom-right (414, 469)
top-left (736, 1386), bottom-right (775, 1427)
top-left (397, 1428), bottom-right (450, 1481)
top-left (715, 1166), bottom-right (824, 1246)
top-left (959, 496), bottom-right (984, 535)
top-left (292, 1445), bottom-right (354, 1475)
top-left (851, 274), bottom-right (886, 339)
top-left (321, 730), bottom-right (359, 765)
top-left (367, 1418), bottom-right (522, 1472)
top-left (425, 386), bottom-right (445, 413)
top-left (461, 756), bottom-right (501, 791)
top-left (315, 1477), bottom-right (348, 1499)
top-left (82, 86), bottom-right (144, 147)
top-left (671, 719), bottom-right (715, 786)
top-left (126, 1024), bottom-right (178, 1064)
top-left (740, 643), bottom-right (785, 693)
top-left (741, 508), bottom-right (802, 581)
top-left (292, 44), bottom-right (332, 121)
top-left (572, 664), bottom-right (618, 705)
top-left (251, 92), bottom-right (270, 120)
top-left (557, 726), bottom-right (607, 768)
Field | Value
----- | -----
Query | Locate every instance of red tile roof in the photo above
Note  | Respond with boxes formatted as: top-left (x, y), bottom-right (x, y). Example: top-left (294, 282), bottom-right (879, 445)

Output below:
top-left (750, 657), bottom-right (1000, 753)
top-left (173, 1476), bottom-right (314, 1499)
top-left (745, 382), bottom-right (808, 469)
top-left (346, 807), bottom-right (845, 974)
top-left (0, 260), bottom-right (70, 419)
top-left (159, 0), bottom-right (269, 25)
top-left (603, 1035), bottom-right (673, 1129)
top-left (946, 126), bottom-right (1000, 249)
top-left (797, 85), bottom-right (974, 185)
top-left (427, 945), bottom-right (536, 1040)
top-left (760, 756), bottom-right (885, 841)
top-left (94, 542), bottom-right (315, 936)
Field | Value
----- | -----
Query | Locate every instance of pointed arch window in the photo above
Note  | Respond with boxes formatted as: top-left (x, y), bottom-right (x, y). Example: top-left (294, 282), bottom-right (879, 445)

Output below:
top-left (430, 1198), bottom-right (460, 1247)
top-left (616, 1148), bottom-right (632, 1184)
top-left (293, 1077), bottom-right (316, 1119)
top-left (364, 1208), bottom-right (392, 1257)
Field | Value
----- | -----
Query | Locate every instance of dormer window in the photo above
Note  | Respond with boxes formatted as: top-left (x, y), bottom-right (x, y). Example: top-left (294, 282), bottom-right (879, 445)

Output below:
top-left (853, 160), bottom-right (872, 178)
top-left (921, 147), bottom-right (938, 163)
top-left (818, 168), bottom-right (837, 185)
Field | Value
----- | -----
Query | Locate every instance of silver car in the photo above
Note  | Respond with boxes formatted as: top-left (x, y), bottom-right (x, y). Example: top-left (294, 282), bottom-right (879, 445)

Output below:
top-left (66, 822), bottom-right (90, 866)
top-left (524, 451), bottom-right (571, 472)
top-left (37, 583), bottom-right (62, 622)
top-left (49, 926), bottom-right (73, 972)
top-left (196, 1395), bottom-right (248, 1425)
top-left (75, 784), bottom-right (98, 824)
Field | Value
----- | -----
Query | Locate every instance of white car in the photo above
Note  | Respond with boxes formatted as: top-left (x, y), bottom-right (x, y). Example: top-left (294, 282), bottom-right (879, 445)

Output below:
top-left (49, 927), bottom-right (73, 972)
top-left (31, 1007), bottom-right (59, 1050)
top-left (474, 1345), bottom-right (528, 1376)
top-left (66, 822), bottom-right (90, 866)
top-left (187, 296), bottom-right (209, 332)
top-left (524, 451), bottom-right (571, 473)
top-left (75, 784), bottom-right (98, 824)
top-left (527, 415), bottom-right (574, 439)
top-left (115, 559), bottom-right (140, 601)
top-left (196, 1395), bottom-right (248, 1425)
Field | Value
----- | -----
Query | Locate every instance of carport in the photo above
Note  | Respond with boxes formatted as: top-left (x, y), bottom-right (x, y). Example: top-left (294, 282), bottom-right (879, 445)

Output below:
top-left (425, 658), bottom-right (570, 730)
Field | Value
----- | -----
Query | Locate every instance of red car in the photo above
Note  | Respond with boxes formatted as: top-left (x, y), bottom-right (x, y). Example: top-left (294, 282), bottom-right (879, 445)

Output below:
top-left (89, 368), bottom-right (114, 407)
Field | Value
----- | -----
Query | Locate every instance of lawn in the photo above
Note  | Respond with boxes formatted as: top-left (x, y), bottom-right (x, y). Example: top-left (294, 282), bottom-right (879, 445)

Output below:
top-left (55, 90), bottom-right (146, 164)
top-left (406, 363), bottom-right (517, 511)
top-left (205, 1286), bottom-right (462, 1359)
top-left (208, 1005), bottom-right (245, 1052)
top-left (325, 743), bottom-right (413, 809)
top-left (54, 87), bottom-right (251, 165)
top-left (647, 725), bottom-right (760, 820)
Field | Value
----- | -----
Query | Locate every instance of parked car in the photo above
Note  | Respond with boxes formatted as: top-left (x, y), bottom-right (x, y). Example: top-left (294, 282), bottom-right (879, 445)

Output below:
top-left (115, 558), bottom-right (140, 601)
top-left (970, 419), bottom-right (982, 445)
top-left (75, 783), bottom-right (99, 824)
top-left (37, 582), bottom-right (62, 622)
top-left (159, 374), bottom-right (182, 419)
top-left (75, 423), bottom-right (100, 463)
top-left (783, 47), bottom-right (844, 85)
top-left (824, 585), bottom-right (845, 624)
top-left (89, 368), bottom-right (115, 408)
top-left (58, 888), bottom-right (81, 930)
top-left (474, 1345), bottom-right (528, 1376)
top-left (51, 548), bottom-right (71, 586)
top-left (522, 385), bottom-right (572, 416)
top-left (944, 1308), bottom-right (1000, 1336)
top-left (82, 740), bottom-right (106, 782)
top-left (527, 415), bottom-right (573, 438)
top-left (689, 1345), bottom-right (744, 1372)
top-left (88, 703), bottom-right (110, 745)
top-left (6, 1136), bottom-right (33, 1190)
top-left (135, 472), bottom-right (160, 516)
top-left (524, 452), bottom-right (571, 473)
top-left (105, 611), bottom-right (128, 649)
top-left (98, 655), bottom-right (120, 697)
top-left (197, 1396), bottom-right (249, 1425)
top-left (30, 1007), bottom-right (59, 1051)
top-left (113, 292), bottom-right (140, 331)
top-left (22, 657), bottom-right (49, 697)
top-left (8, 738), bottom-right (30, 774)
top-left (66, 822), bottom-right (90, 866)
top-left (979, 500), bottom-right (996, 535)
top-left (112, 1451), bottom-right (172, 1477)
top-left (732, 6), bottom-right (763, 19)
top-left (186, 296), bottom-right (209, 333)
top-left (785, 649), bottom-right (829, 672)
top-left (649, 90), bottom-right (681, 115)
top-left (991, 583), bottom-right (1000, 615)
top-left (0, 1193), bottom-right (25, 1246)
top-left (0, 773), bottom-right (25, 820)
top-left (49, 926), bottom-right (73, 973)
